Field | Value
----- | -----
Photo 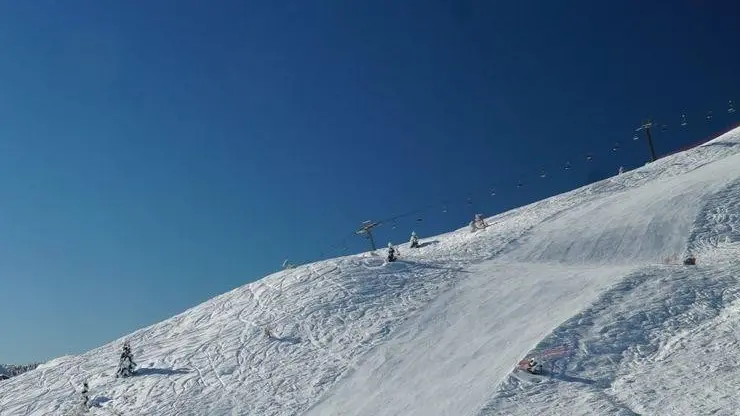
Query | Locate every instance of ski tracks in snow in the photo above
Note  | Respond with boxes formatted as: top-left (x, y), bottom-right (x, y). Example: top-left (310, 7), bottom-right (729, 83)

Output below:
top-left (482, 262), bottom-right (740, 416)
top-left (4, 128), bottom-right (740, 416)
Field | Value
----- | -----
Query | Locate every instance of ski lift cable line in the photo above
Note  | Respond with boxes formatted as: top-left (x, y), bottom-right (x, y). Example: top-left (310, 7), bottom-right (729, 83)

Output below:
top-left (422, 104), bottom-right (731, 209)
top-left (373, 105), bottom-right (732, 227)
top-left (280, 101), bottom-right (737, 269)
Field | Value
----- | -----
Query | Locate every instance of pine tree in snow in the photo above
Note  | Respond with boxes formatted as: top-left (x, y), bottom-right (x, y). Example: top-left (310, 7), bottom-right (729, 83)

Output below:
top-left (116, 341), bottom-right (137, 378)
top-left (471, 214), bottom-right (488, 231)
top-left (387, 242), bottom-right (398, 262)
top-left (409, 231), bottom-right (419, 248)
top-left (81, 381), bottom-right (90, 410)
top-left (474, 214), bottom-right (487, 228)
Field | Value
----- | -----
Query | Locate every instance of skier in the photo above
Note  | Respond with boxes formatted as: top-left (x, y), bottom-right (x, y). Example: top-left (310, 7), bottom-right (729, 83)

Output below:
top-left (409, 231), bottom-right (419, 248)
top-left (683, 255), bottom-right (696, 265)
top-left (387, 242), bottom-right (398, 262)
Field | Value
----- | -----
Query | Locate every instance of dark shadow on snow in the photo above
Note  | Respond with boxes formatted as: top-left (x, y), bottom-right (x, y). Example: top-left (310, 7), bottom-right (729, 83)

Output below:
top-left (402, 261), bottom-right (469, 274)
top-left (526, 369), bottom-right (599, 386)
top-left (137, 367), bottom-right (191, 376)
top-left (89, 396), bottom-right (113, 407)
top-left (550, 372), bottom-right (598, 386)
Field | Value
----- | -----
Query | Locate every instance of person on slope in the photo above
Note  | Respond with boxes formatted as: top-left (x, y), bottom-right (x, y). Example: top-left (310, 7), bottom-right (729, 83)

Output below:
top-left (409, 231), bottom-right (419, 248)
top-left (387, 242), bottom-right (399, 262)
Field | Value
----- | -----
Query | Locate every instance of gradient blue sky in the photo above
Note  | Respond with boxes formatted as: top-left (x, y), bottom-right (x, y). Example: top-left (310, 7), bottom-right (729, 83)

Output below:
top-left (1, 0), bottom-right (738, 363)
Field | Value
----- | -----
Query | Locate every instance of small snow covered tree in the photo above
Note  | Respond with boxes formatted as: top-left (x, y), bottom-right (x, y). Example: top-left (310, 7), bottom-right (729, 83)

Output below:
top-left (409, 231), bottom-right (419, 248)
top-left (387, 243), bottom-right (398, 262)
top-left (81, 381), bottom-right (90, 410)
top-left (474, 214), bottom-right (487, 229)
top-left (470, 214), bottom-right (488, 232)
top-left (116, 341), bottom-right (137, 378)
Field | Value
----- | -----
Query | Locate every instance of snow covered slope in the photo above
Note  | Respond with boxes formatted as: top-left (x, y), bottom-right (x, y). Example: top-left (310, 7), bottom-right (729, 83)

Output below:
top-left (2, 127), bottom-right (740, 416)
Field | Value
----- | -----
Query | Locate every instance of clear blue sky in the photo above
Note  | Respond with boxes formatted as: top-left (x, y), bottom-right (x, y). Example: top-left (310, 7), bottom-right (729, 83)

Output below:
top-left (0, 0), bottom-right (738, 363)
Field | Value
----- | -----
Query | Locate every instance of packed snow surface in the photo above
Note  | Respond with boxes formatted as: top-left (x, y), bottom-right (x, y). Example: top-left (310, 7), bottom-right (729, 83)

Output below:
top-left (2, 127), bottom-right (740, 416)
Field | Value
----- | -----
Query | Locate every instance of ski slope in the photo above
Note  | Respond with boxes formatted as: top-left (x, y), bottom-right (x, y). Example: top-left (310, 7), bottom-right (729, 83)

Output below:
top-left (2, 127), bottom-right (740, 416)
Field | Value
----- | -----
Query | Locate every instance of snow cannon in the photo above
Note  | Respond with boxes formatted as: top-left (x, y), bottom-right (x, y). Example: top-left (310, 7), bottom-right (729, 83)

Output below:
top-left (517, 357), bottom-right (543, 375)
